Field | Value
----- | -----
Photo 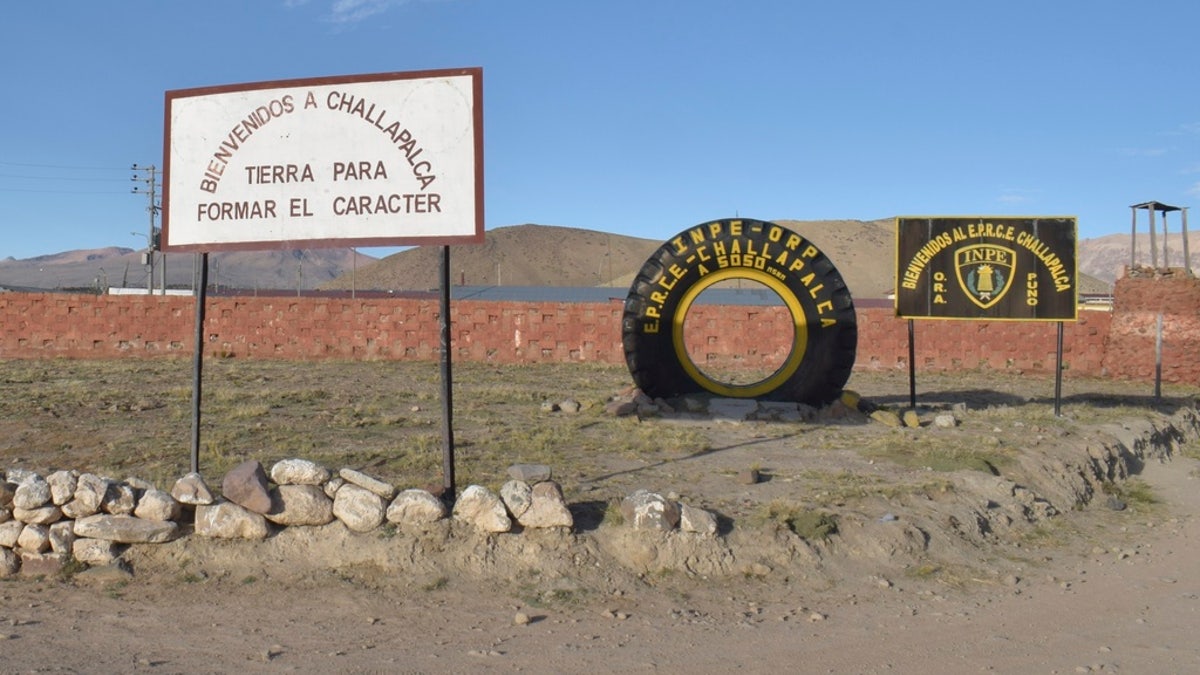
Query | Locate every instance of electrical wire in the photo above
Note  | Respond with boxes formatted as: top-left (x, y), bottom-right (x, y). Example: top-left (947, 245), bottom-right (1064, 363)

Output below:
top-left (0, 160), bottom-right (156, 195)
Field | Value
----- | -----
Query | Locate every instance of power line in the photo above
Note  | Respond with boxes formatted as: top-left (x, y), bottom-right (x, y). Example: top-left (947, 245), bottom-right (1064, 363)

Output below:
top-left (0, 160), bottom-right (145, 195)
top-left (0, 172), bottom-right (131, 182)
top-left (0, 187), bottom-right (130, 194)
top-left (0, 160), bottom-right (130, 171)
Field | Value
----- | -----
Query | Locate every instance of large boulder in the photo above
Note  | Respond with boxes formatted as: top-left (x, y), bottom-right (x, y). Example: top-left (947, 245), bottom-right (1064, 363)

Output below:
top-left (221, 460), bottom-right (272, 514)
top-left (452, 485), bottom-right (512, 533)
top-left (46, 470), bottom-right (79, 506)
top-left (516, 481), bottom-right (573, 529)
top-left (62, 474), bottom-right (109, 519)
top-left (338, 468), bottom-right (396, 501)
top-left (385, 489), bottom-right (448, 526)
top-left (620, 490), bottom-right (681, 531)
top-left (193, 502), bottom-right (269, 540)
top-left (171, 472), bottom-right (215, 506)
top-left (13, 475), bottom-right (51, 511)
top-left (332, 484), bottom-right (386, 532)
top-left (266, 485), bottom-right (335, 527)
top-left (73, 514), bottom-right (180, 544)
top-left (134, 489), bottom-right (182, 522)
top-left (269, 458), bottom-right (331, 486)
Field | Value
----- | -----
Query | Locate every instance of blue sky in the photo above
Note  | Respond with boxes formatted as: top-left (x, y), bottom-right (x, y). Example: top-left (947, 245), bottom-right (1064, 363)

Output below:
top-left (2, 0), bottom-right (1198, 260)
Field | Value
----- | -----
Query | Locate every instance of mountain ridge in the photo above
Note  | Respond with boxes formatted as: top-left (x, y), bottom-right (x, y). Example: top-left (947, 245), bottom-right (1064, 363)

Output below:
top-left (0, 220), bottom-right (1153, 298)
top-left (0, 247), bottom-right (371, 292)
top-left (320, 220), bottom-right (1114, 298)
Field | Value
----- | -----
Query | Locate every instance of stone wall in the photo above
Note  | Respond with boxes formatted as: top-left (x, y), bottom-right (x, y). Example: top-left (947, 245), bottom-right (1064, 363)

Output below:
top-left (0, 458), bottom-right (714, 579)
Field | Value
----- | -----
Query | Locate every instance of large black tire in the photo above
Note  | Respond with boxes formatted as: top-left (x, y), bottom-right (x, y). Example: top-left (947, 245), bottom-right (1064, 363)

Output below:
top-left (622, 218), bottom-right (857, 404)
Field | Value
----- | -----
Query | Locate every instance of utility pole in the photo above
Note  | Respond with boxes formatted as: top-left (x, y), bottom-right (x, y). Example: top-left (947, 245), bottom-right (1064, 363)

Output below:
top-left (131, 164), bottom-right (161, 294)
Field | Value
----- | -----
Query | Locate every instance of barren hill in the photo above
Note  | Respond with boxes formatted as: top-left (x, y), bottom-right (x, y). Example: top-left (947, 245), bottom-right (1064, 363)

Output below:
top-left (0, 247), bottom-right (371, 292)
top-left (323, 220), bottom-right (1111, 299)
top-left (3, 219), bottom-right (1119, 298)
top-left (320, 220), bottom-right (905, 298)
top-left (321, 224), bottom-right (663, 292)
top-left (1079, 231), bottom-right (1199, 283)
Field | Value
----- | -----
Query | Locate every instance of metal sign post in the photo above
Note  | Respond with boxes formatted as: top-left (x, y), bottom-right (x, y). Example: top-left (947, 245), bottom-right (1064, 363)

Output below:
top-left (439, 246), bottom-right (456, 501)
top-left (1155, 313), bottom-right (1164, 402)
top-left (190, 253), bottom-right (208, 473)
top-left (907, 319), bottom-right (917, 409)
top-left (1054, 321), bottom-right (1064, 417)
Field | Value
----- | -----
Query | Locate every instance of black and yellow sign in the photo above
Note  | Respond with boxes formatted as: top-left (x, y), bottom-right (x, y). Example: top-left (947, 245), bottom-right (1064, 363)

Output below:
top-left (895, 216), bottom-right (1077, 321)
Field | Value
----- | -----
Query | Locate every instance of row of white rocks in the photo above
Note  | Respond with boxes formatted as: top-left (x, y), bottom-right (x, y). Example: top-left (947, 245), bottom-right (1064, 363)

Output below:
top-left (0, 459), bottom-right (716, 577)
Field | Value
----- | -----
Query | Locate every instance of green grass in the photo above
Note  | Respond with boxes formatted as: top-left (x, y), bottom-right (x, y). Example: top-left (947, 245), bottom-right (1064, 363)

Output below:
top-left (1102, 478), bottom-right (1158, 507)
top-left (749, 500), bottom-right (838, 540)
top-left (1179, 436), bottom-right (1200, 462)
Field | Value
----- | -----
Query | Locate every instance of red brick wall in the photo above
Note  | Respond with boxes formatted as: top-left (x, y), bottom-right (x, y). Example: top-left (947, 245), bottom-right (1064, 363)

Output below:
top-left (0, 282), bottom-right (1191, 384)
top-left (677, 306), bottom-right (796, 375)
top-left (0, 293), bottom-right (631, 364)
top-left (1103, 276), bottom-right (1200, 383)
top-left (0, 294), bottom-right (194, 356)
top-left (855, 307), bottom-right (1111, 376)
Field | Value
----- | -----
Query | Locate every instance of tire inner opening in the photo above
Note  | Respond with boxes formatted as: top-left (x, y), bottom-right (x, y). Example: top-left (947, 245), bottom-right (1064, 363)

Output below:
top-left (679, 278), bottom-right (796, 388)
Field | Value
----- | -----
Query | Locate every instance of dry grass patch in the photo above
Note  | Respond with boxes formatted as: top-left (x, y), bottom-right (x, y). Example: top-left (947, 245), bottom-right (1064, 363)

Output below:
top-left (2, 359), bottom-right (1194, 518)
top-left (748, 500), bottom-right (838, 540)
top-left (854, 430), bottom-right (1013, 474)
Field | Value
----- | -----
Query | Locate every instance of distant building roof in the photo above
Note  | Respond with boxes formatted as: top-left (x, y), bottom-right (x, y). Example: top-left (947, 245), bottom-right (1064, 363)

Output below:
top-left (1131, 201), bottom-right (1183, 212)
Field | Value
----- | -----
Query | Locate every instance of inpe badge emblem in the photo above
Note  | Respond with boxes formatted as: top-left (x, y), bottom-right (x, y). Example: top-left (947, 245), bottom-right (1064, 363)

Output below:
top-left (954, 244), bottom-right (1015, 309)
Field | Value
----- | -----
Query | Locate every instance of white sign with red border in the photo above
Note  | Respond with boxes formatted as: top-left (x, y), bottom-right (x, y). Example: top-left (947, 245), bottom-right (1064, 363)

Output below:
top-left (163, 68), bottom-right (483, 251)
